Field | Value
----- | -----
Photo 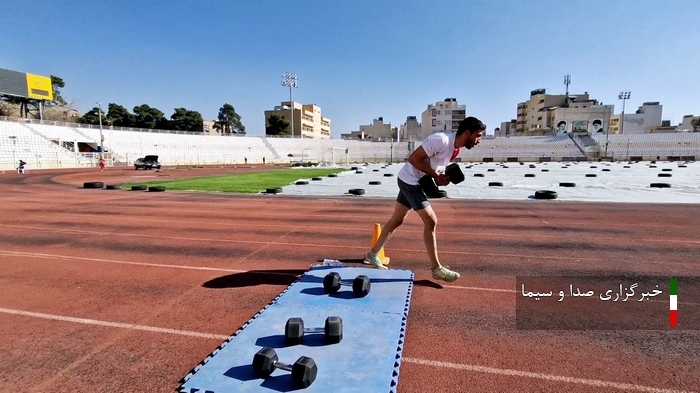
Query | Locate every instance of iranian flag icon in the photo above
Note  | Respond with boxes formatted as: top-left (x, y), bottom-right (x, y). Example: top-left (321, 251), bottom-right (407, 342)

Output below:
top-left (670, 278), bottom-right (678, 327)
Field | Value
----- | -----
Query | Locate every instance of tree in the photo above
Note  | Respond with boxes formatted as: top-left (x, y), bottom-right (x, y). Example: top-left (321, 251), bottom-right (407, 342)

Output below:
top-left (76, 106), bottom-right (103, 125)
top-left (105, 103), bottom-right (135, 127)
top-left (692, 117), bottom-right (700, 132)
top-left (266, 113), bottom-right (290, 136)
top-left (170, 107), bottom-right (203, 131)
top-left (133, 104), bottom-right (167, 129)
top-left (46, 76), bottom-right (67, 107)
top-left (214, 103), bottom-right (245, 134)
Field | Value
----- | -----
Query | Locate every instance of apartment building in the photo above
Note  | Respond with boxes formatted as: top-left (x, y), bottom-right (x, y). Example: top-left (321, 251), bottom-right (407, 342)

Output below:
top-left (608, 102), bottom-right (663, 134)
top-left (399, 116), bottom-right (422, 141)
top-left (676, 114), bottom-right (700, 132)
top-left (420, 98), bottom-right (466, 139)
top-left (497, 120), bottom-right (517, 137)
top-left (516, 89), bottom-right (593, 134)
top-left (264, 101), bottom-right (331, 139)
top-left (341, 117), bottom-right (395, 140)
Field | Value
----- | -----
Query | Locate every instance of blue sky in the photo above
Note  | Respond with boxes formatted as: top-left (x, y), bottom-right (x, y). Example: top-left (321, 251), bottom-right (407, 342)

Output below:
top-left (1, 0), bottom-right (698, 137)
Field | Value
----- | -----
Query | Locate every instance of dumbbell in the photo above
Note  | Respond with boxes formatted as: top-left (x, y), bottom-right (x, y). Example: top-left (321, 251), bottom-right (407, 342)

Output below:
top-left (252, 347), bottom-right (318, 388)
top-left (445, 163), bottom-right (465, 184)
top-left (323, 272), bottom-right (371, 297)
top-left (419, 174), bottom-right (442, 198)
top-left (285, 316), bottom-right (343, 345)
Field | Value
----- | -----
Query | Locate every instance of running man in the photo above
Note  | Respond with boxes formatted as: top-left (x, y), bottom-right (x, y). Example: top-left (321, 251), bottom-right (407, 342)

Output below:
top-left (364, 116), bottom-right (486, 281)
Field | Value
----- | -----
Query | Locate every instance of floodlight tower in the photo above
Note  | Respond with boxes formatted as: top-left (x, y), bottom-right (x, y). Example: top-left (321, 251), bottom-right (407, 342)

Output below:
top-left (618, 91), bottom-right (631, 135)
top-left (564, 74), bottom-right (571, 106)
top-left (281, 72), bottom-right (299, 138)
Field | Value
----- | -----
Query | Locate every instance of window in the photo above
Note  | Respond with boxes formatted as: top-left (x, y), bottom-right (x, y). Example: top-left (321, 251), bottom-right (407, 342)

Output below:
top-left (445, 110), bottom-right (451, 115)
top-left (432, 119), bottom-right (437, 126)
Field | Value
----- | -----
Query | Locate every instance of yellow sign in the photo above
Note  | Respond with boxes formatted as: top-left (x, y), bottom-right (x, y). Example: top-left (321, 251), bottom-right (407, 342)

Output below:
top-left (25, 73), bottom-right (54, 101)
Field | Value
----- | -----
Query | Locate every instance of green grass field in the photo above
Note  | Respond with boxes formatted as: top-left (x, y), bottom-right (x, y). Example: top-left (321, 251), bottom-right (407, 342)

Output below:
top-left (123, 168), bottom-right (346, 193)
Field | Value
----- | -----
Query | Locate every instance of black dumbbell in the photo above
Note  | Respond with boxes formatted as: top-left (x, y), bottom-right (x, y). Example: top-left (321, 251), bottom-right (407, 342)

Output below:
top-left (252, 347), bottom-right (317, 388)
top-left (285, 316), bottom-right (343, 345)
top-left (323, 272), bottom-right (371, 297)
top-left (445, 162), bottom-right (465, 184)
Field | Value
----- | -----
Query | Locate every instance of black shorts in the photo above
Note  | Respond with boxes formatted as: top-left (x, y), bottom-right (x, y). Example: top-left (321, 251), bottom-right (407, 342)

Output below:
top-left (396, 177), bottom-right (430, 211)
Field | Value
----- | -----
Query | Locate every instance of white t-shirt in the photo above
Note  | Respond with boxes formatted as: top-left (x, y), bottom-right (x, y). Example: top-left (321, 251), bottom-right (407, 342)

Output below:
top-left (398, 132), bottom-right (457, 185)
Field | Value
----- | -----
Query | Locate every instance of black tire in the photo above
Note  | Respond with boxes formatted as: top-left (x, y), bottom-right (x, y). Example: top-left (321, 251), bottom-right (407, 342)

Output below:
top-left (489, 182), bottom-right (503, 187)
top-left (559, 182), bottom-right (576, 187)
top-left (590, 166), bottom-right (597, 168)
top-left (541, 169), bottom-right (549, 172)
top-left (373, 169), bottom-right (379, 172)
top-left (105, 184), bottom-right (121, 190)
top-left (295, 181), bottom-right (309, 185)
top-left (351, 166), bottom-right (358, 170)
top-left (348, 188), bottom-right (365, 196)
top-left (429, 190), bottom-right (448, 198)
top-left (131, 185), bottom-right (147, 191)
top-left (83, 182), bottom-right (104, 189)
top-left (678, 165), bottom-right (687, 168)
top-left (369, 181), bottom-right (381, 185)
top-left (524, 174), bottom-right (535, 177)
top-left (650, 183), bottom-right (671, 188)
top-left (623, 166), bottom-right (630, 168)
top-left (649, 165), bottom-right (657, 168)
top-left (487, 169), bottom-right (495, 172)
top-left (312, 177), bottom-right (322, 181)
top-left (534, 190), bottom-right (558, 200)
top-left (474, 173), bottom-right (484, 177)
top-left (585, 174), bottom-right (597, 177)
top-left (148, 186), bottom-right (166, 192)
top-left (265, 187), bottom-right (282, 194)
top-left (662, 168), bottom-right (672, 172)
top-left (328, 174), bottom-right (337, 177)
top-left (658, 173), bottom-right (672, 177)
top-left (384, 173), bottom-right (394, 177)
top-left (602, 169), bottom-right (611, 172)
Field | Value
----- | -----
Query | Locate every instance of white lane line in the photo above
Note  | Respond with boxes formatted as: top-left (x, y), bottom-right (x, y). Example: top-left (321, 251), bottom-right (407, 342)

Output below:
top-left (0, 250), bottom-right (247, 273)
top-left (0, 307), bottom-right (230, 340)
top-left (1, 306), bottom-right (692, 393)
top-left (402, 357), bottom-right (696, 393)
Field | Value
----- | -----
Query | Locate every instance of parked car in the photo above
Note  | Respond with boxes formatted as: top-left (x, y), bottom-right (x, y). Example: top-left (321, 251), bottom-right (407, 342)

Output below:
top-left (134, 155), bottom-right (161, 170)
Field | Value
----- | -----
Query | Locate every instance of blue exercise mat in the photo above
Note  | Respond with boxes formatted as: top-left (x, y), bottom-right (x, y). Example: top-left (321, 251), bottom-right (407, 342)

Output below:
top-left (178, 264), bottom-right (414, 393)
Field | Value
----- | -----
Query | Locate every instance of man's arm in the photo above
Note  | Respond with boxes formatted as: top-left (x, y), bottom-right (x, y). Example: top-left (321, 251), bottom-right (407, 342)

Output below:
top-left (407, 146), bottom-right (440, 178)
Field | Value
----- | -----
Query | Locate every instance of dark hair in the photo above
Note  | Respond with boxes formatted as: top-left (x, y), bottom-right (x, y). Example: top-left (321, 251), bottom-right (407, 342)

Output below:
top-left (593, 119), bottom-right (602, 126)
top-left (456, 116), bottom-right (486, 136)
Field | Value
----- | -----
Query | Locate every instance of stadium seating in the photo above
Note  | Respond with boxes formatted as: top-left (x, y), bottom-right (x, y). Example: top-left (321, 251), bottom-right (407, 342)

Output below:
top-left (457, 135), bottom-right (584, 159)
top-left (592, 133), bottom-right (700, 158)
top-left (1, 118), bottom-right (698, 171)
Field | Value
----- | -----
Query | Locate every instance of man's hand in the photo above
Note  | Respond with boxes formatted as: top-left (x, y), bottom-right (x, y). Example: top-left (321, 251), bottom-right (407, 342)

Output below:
top-left (435, 174), bottom-right (450, 186)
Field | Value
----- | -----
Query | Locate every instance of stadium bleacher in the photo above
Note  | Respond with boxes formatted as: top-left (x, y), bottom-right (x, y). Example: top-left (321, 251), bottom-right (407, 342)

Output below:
top-left (0, 118), bottom-right (698, 171)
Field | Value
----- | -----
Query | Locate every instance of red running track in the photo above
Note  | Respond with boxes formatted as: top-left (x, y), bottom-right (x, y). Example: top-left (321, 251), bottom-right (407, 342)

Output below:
top-left (0, 166), bottom-right (699, 393)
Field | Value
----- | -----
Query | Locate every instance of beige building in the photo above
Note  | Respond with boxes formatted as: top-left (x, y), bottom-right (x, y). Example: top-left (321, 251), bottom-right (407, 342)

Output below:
top-left (341, 117), bottom-right (396, 141)
top-left (399, 116), bottom-right (422, 141)
top-left (516, 89), bottom-right (592, 134)
top-left (264, 101), bottom-right (331, 139)
top-left (676, 114), bottom-right (700, 132)
top-left (497, 120), bottom-right (517, 137)
top-left (610, 102), bottom-right (663, 134)
top-left (420, 98), bottom-right (466, 139)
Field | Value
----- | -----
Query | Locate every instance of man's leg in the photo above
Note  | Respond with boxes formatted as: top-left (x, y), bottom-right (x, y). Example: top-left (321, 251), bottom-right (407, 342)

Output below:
top-left (413, 206), bottom-right (440, 269)
top-left (370, 201), bottom-right (411, 255)
top-left (364, 189), bottom-right (413, 269)
top-left (414, 204), bottom-right (461, 282)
